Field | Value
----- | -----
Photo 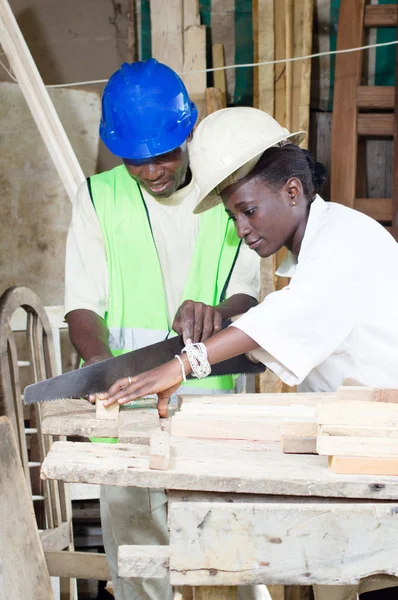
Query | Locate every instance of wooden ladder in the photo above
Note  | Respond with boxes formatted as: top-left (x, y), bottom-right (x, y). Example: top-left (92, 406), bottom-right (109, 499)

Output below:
top-left (331, 0), bottom-right (398, 239)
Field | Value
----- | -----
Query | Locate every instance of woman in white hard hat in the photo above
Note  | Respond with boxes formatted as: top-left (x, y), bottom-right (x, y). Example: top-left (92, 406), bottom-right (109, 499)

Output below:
top-left (99, 106), bottom-right (398, 600)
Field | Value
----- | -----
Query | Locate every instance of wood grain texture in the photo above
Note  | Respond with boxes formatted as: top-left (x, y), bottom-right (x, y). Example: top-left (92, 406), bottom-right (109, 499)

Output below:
top-left (357, 86), bottom-right (395, 109)
top-left (252, 0), bottom-right (274, 115)
top-left (149, 430), bottom-right (170, 470)
top-left (193, 587), bottom-right (237, 599)
top-left (364, 4), bottom-right (397, 27)
top-left (357, 113), bottom-right (394, 136)
top-left (331, 0), bottom-right (365, 207)
top-left (281, 436), bottom-right (317, 454)
top-left (150, 0), bottom-right (183, 73)
top-left (118, 545), bottom-right (170, 578)
top-left (354, 198), bottom-right (392, 221)
top-left (182, 25), bottom-right (206, 99)
top-left (96, 398), bottom-right (120, 420)
top-left (205, 88), bottom-right (223, 115)
top-left (45, 550), bottom-right (110, 580)
top-left (212, 43), bottom-right (227, 108)
top-left (41, 437), bottom-right (398, 499)
top-left (0, 416), bottom-right (53, 599)
top-left (179, 392), bottom-right (335, 406)
top-left (318, 435), bottom-right (398, 458)
top-left (168, 494), bottom-right (398, 586)
top-left (317, 400), bottom-right (398, 427)
top-left (329, 455), bottom-right (398, 475)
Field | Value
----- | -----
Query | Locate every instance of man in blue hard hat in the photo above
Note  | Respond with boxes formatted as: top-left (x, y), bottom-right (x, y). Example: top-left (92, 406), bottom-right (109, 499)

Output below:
top-left (64, 59), bottom-right (261, 600)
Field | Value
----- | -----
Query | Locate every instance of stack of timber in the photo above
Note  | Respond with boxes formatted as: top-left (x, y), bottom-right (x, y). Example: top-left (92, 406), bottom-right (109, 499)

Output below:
top-left (317, 388), bottom-right (398, 476)
top-left (282, 385), bottom-right (398, 465)
top-left (173, 392), bottom-right (333, 443)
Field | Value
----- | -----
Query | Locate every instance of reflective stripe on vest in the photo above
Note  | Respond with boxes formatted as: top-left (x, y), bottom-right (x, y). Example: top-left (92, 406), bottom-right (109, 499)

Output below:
top-left (89, 165), bottom-right (241, 392)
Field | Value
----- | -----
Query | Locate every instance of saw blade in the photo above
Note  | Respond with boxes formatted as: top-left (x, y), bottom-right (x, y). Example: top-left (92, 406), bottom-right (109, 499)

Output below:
top-left (23, 334), bottom-right (265, 404)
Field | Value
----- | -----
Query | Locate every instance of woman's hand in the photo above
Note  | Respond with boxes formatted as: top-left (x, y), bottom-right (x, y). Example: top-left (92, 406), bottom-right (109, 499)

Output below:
top-left (97, 358), bottom-right (184, 418)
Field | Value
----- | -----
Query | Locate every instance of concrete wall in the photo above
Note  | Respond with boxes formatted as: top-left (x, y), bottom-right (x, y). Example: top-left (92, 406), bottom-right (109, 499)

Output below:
top-left (0, 0), bottom-right (137, 305)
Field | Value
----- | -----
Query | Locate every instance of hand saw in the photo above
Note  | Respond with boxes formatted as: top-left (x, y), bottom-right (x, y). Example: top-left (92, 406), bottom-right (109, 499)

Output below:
top-left (24, 334), bottom-right (265, 404)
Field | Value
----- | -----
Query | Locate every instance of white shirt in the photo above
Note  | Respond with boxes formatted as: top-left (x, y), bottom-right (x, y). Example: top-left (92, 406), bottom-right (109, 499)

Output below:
top-left (64, 175), bottom-right (260, 324)
top-left (233, 196), bottom-right (398, 392)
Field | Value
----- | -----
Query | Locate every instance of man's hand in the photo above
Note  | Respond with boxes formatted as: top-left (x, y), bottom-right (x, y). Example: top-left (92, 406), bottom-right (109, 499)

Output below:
top-left (172, 300), bottom-right (222, 344)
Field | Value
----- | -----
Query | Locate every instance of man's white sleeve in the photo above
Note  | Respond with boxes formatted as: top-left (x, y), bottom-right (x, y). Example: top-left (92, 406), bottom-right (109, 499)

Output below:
top-left (226, 241), bottom-right (261, 300)
top-left (64, 182), bottom-right (109, 318)
top-left (231, 252), bottom-right (357, 386)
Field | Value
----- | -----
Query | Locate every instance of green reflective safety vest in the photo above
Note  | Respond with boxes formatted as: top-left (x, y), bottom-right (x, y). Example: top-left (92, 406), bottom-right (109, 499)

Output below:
top-left (88, 165), bottom-right (241, 441)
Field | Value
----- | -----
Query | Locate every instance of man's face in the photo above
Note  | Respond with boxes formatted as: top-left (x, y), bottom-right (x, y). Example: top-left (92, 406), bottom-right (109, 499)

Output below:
top-left (124, 143), bottom-right (190, 198)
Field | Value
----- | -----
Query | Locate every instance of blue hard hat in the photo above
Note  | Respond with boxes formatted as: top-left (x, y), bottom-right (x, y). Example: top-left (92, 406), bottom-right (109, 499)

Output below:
top-left (99, 59), bottom-right (198, 160)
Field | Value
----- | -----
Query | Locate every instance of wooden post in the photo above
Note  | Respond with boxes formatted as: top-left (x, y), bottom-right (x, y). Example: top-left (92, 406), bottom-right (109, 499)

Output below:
top-left (0, 0), bottom-right (85, 202)
top-left (212, 43), bottom-right (227, 108)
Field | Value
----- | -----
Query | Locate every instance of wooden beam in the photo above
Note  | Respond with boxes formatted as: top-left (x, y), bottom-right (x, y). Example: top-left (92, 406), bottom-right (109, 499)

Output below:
top-left (45, 550), bottom-right (110, 580)
top-left (292, 0), bottom-right (314, 148)
top-left (95, 398), bottom-right (120, 420)
top-left (364, 5), bottom-right (397, 28)
top-left (183, 0), bottom-right (200, 29)
top-left (149, 430), bottom-right (170, 470)
top-left (118, 545), bottom-right (170, 578)
top-left (317, 400), bottom-right (398, 427)
top-left (0, 417), bottom-right (53, 598)
top-left (320, 424), bottom-right (398, 438)
top-left (357, 86), bottom-right (395, 109)
top-left (212, 44), bottom-right (227, 108)
top-left (331, 0), bottom-right (365, 208)
top-left (205, 88), bottom-right (223, 115)
top-left (317, 435), bottom-right (398, 458)
top-left (354, 198), bottom-right (392, 221)
top-left (252, 0), bottom-right (274, 115)
top-left (150, 0), bottom-right (183, 73)
top-left (329, 455), bottom-right (398, 475)
top-left (0, 0), bottom-right (85, 202)
top-left (179, 392), bottom-right (335, 406)
top-left (183, 25), bottom-right (206, 102)
top-left (281, 436), bottom-right (317, 454)
top-left (357, 113), bottom-right (394, 137)
top-left (40, 521), bottom-right (71, 551)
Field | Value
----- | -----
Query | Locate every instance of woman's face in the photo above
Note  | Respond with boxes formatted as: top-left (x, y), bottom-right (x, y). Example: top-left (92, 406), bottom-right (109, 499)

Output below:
top-left (222, 175), bottom-right (309, 258)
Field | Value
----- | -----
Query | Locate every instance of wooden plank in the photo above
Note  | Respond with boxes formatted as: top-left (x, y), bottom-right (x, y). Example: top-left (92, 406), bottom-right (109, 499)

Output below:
top-left (183, 0), bottom-right (200, 29)
top-left (0, 0), bottom-right (84, 202)
top-left (95, 398), bottom-right (120, 420)
top-left (45, 550), bottom-right (110, 580)
top-left (0, 416), bottom-right (53, 599)
top-left (118, 545), bottom-right (170, 578)
top-left (292, 0), bottom-right (314, 146)
top-left (149, 430), bottom-right (170, 470)
top-left (179, 404), bottom-right (316, 417)
top-left (281, 436), bottom-right (317, 454)
top-left (212, 44), bottom-right (227, 108)
top-left (193, 588), bottom-right (237, 599)
top-left (179, 392), bottom-right (335, 406)
top-left (40, 521), bottom-right (71, 551)
top-left (354, 198), bottom-right (392, 221)
top-left (329, 455), bottom-right (398, 475)
top-left (338, 385), bottom-right (398, 403)
top-left (357, 86), bottom-right (395, 109)
top-left (205, 88), bottom-right (223, 115)
top-left (320, 424), bottom-right (398, 438)
top-left (252, 0), bottom-right (274, 115)
top-left (317, 435), bottom-right (398, 458)
top-left (41, 437), bottom-right (398, 499)
top-left (317, 400), bottom-right (398, 427)
top-left (182, 25), bottom-right (206, 101)
top-left (150, 0), bottom-right (183, 73)
top-left (331, 0), bottom-right (365, 207)
top-left (281, 421), bottom-right (317, 438)
top-left (168, 494), bottom-right (398, 586)
top-left (364, 4), bottom-right (397, 27)
top-left (357, 113), bottom-right (394, 137)
top-left (41, 398), bottom-right (119, 437)
top-left (118, 408), bottom-right (161, 444)
top-left (171, 415), bottom-right (283, 442)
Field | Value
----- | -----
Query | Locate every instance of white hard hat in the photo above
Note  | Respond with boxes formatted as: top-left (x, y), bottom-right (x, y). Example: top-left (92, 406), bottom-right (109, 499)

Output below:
top-left (190, 107), bottom-right (306, 214)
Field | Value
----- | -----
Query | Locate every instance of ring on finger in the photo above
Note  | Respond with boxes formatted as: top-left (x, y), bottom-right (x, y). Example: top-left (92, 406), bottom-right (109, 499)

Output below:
top-left (128, 376), bottom-right (132, 384)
